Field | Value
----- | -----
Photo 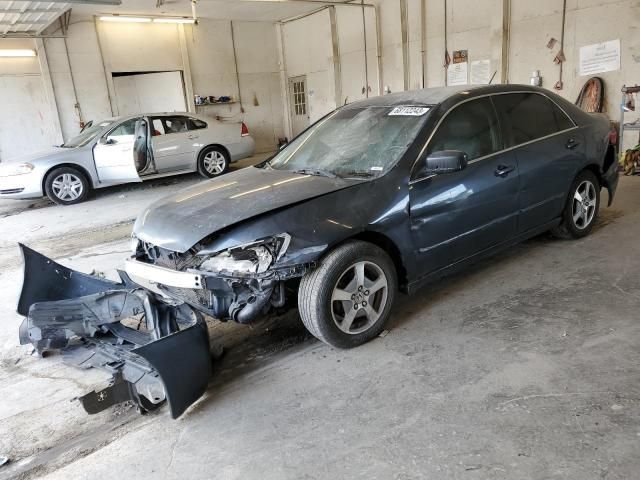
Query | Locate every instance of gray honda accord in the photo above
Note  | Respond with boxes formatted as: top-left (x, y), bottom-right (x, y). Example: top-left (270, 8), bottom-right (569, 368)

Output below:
top-left (18, 84), bottom-right (618, 417)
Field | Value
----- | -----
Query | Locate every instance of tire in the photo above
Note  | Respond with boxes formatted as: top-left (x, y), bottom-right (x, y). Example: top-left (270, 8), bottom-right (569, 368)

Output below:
top-left (44, 166), bottom-right (90, 205)
top-left (298, 240), bottom-right (397, 349)
top-left (197, 146), bottom-right (229, 178)
top-left (552, 169), bottom-right (600, 239)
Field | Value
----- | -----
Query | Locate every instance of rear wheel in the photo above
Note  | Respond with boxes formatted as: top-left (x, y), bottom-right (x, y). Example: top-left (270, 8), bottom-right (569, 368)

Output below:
top-left (298, 241), bottom-right (397, 349)
top-left (552, 169), bottom-right (600, 239)
top-left (198, 146), bottom-right (229, 178)
top-left (44, 167), bottom-right (90, 205)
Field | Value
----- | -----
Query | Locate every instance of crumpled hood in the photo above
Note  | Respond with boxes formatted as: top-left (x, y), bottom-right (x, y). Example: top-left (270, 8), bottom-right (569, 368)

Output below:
top-left (133, 166), bottom-right (364, 252)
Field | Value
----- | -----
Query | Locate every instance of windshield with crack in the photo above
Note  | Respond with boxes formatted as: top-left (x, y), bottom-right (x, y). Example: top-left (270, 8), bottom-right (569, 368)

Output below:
top-left (266, 106), bottom-right (429, 178)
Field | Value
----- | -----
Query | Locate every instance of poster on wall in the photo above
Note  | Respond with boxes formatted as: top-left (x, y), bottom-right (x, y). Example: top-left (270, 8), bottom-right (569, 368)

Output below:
top-left (579, 39), bottom-right (620, 76)
top-left (471, 59), bottom-right (491, 84)
top-left (447, 49), bottom-right (468, 86)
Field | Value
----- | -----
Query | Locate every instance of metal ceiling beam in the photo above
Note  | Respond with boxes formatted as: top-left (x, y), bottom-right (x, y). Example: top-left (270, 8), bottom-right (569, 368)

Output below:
top-left (17, 0), bottom-right (121, 4)
top-left (0, 19), bottom-right (50, 25)
top-left (233, 0), bottom-right (361, 5)
top-left (1, 8), bottom-right (67, 14)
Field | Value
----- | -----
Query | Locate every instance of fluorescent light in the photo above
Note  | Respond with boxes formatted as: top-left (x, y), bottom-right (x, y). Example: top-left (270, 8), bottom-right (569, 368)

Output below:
top-left (153, 17), bottom-right (196, 24)
top-left (99, 16), bottom-right (152, 23)
top-left (0, 49), bottom-right (36, 57)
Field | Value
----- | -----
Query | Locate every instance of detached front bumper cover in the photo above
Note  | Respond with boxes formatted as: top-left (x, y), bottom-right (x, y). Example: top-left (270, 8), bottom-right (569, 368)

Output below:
top-left (17, 244), bottom-right (212, 418)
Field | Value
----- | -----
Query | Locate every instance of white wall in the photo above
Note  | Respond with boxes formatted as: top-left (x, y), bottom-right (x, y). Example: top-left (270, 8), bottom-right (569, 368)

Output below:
top-left (39, 17), bottom-right (285, 154)
top-left (0, 38), bottom-right (61, 161)
top-left (282, 9), bottom-right (336, 124)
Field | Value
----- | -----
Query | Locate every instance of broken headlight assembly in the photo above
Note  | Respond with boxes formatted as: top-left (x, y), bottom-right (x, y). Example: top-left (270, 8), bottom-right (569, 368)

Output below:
top-left (197, 233), bottom-right (291, 275)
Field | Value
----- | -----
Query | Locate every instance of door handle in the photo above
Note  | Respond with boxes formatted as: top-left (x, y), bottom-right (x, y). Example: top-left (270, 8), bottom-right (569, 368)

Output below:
top-left (566, 138), bottom-right (580, 149)
top-left (187, 134), bottom-right (199, 139)
top-left (495, 165), bottom-right (515, 177)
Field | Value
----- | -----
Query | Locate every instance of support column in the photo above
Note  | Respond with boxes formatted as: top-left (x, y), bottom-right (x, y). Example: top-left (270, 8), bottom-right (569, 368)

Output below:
top-left (400, 0), bottom-right (409, 91)
top-left (490, 0), bottom-right (511, 84)
top-left (179, 24), bottom-right (195, 113)
top-left (35, 38), bottom-right (64, 145)
top-left (329, 6), bottom-right (342, 108)
top-left (276, 22), bottom-right (293, 139)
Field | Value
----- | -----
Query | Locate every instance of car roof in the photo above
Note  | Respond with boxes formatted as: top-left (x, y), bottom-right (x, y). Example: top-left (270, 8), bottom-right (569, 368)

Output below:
top-left (344, 84), bottom-right (554, 109)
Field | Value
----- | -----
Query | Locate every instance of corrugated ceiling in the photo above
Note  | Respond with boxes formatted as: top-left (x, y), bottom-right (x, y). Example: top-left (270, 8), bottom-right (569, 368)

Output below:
top-left (0, 1), bottom-right (69, 35)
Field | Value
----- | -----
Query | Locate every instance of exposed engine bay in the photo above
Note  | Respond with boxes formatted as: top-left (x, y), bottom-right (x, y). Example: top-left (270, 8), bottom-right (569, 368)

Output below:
top-left (129, 233), bottom-right (313, 324)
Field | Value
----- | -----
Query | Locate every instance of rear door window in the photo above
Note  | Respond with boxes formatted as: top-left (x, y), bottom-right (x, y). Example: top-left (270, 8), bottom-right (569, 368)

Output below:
top-left (492, 93), bottom-right (575, 147)
top-left (150, 116), bottom-right (189, 136)
top-left (188, 117), bottom-right (208, 130)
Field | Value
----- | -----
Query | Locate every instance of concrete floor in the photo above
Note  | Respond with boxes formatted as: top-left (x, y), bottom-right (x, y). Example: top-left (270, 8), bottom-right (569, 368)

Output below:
top-left (0, 166), bottom-right (639, 479)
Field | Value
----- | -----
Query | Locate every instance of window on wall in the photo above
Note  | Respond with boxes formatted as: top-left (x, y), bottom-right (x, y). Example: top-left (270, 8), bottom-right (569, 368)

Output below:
top-left (293, 80), bottom-right (307, 116)
top-left (492, 93), bottom-right (575, 147)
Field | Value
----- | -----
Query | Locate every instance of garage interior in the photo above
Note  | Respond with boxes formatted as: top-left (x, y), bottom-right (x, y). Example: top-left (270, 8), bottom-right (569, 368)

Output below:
top-left (0, 0), bottom-right (639, 478)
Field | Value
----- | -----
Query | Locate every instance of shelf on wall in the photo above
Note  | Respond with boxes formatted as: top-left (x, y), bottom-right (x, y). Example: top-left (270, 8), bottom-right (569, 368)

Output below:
top-left (194, 102), bottom-right (238, 107)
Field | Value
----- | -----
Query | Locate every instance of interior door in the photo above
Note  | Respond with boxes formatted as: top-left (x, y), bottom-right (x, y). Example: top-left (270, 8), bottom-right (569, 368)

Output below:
top-left (92, 117), bottom-right (142, 184)
top-left (409, 97), bottom-right (519, 275)
top-left (289, 76), bottom-right (309, 137)
top-left (492, 92), bottom-right (581, 232)
top-left (150, 116), bottom-right (195, 173)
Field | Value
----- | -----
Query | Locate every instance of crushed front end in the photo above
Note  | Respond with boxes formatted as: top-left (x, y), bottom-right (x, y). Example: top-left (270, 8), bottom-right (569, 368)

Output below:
top-left (18, 232), bottom-right (316, 418)
top-left (17, 244), bottom-right (212, 418)
top-left (127, 233), bottom-right (314, 325)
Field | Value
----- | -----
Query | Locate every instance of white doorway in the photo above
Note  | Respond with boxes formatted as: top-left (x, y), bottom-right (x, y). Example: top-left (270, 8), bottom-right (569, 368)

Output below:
top-left (288, 75), bottom-right (309, 137)
top-left (113, 71), bottom-right (187, 115)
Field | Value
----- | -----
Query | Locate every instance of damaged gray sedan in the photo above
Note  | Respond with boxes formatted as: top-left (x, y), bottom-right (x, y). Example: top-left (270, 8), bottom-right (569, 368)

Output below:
top-left (18, 85), bottom-right (618, 417)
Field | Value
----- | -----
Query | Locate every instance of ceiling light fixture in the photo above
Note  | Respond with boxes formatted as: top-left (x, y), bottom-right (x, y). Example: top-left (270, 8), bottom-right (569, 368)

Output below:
top-left (153, 17), bottom-right (196, 24)
top-left (99, 15), bottom-right (152, 23)
top-left (0, 49), bottom-right (36, 57)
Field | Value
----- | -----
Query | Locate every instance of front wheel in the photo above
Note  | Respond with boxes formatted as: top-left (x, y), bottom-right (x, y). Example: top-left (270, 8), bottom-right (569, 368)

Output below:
top-left (44, 166), bottom-right (90, 205)
top-left (298, 241), bottom-right (397, 349)
top-left (552, 169), bottom-right (600, 239)
top-left (197, 146), bottom-right (229, 178)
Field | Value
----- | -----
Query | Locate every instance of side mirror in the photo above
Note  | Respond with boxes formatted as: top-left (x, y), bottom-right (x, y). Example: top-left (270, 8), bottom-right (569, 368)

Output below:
top-left (422, 150), bottom-right (468, 175)
top-left (98, 137), bottom-right (116, 145)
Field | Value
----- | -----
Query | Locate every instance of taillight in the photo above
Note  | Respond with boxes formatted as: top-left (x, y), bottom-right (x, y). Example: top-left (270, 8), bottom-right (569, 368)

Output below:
top-left (241, 122), bottom-right (249, 137)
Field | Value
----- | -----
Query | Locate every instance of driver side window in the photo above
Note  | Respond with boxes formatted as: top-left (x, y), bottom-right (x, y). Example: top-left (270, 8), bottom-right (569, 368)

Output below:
top-left (427, 98), bottom-right (501, 161)
top-left (107, 118), bottom-right (139, 143)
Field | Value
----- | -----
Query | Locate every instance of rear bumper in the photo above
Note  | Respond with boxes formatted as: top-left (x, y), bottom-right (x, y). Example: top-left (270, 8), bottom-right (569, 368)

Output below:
top-left (229, 136), bottom-right (256, 162)
top-left (602, 151), bottom-right (619, 206)
top-left (17, 245), bottom-right (212, 418)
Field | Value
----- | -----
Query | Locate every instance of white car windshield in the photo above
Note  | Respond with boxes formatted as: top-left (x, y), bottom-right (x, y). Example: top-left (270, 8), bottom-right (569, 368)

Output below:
top-left (62, 121), bottom-right (114, 148)
top-left (266, 106), bottom-right (429, 178)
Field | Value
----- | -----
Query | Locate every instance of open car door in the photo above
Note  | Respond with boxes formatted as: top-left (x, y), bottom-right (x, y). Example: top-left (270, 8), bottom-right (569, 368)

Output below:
top-left (92, 117), bottom-right (143, 185)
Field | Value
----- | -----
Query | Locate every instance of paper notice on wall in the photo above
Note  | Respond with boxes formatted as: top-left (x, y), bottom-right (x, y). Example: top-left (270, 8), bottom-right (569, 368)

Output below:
top-left (579, 39), bottom-right (620, 76)
top-left (470, 60), bottom-right (491, 84)
top-left (447, 62), bottom-right (468, 86)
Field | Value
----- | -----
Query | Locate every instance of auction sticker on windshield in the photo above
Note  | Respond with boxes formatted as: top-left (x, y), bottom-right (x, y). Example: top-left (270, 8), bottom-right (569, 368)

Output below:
top-left (388, 106), bottom-right (429, 116)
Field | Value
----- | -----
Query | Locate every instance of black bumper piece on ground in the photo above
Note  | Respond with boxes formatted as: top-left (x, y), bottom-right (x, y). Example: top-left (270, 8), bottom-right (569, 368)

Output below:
top-left (17, 244), bottom-right (212, 419)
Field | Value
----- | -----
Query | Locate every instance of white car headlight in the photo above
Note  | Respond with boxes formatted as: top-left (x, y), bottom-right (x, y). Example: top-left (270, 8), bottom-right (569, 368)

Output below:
top-left (130, 235), bottom-right (140, 254)
top-left (0, 162), bottom-right (34, 177)
top-left (198, 234), bottom-right (290, 275)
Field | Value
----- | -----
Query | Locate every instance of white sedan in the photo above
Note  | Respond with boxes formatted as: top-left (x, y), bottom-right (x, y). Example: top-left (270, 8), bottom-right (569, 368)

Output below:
top-left (0, 113), bottom-right (255, 205)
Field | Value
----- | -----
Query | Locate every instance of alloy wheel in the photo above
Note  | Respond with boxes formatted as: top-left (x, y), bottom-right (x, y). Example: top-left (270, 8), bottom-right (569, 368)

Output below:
top-left (330, 260), bottom-right (389, 335)
top-left (203, 151), bottom-right (226, 175)
top-left (572, 180), bottom-right (597, 230)
top-left (51, 173), bottom-right (84, 201)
